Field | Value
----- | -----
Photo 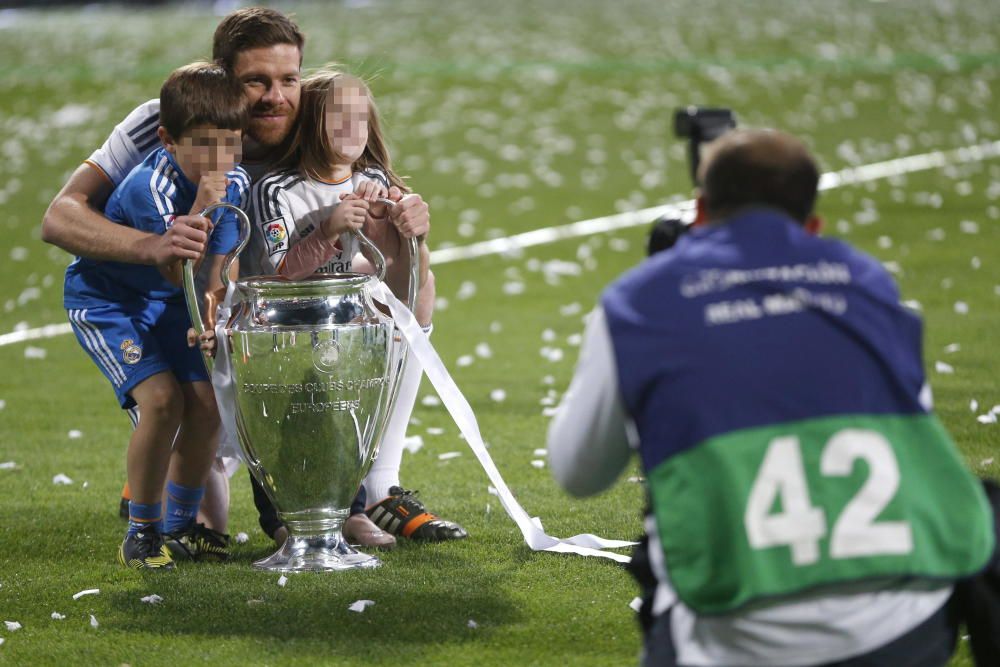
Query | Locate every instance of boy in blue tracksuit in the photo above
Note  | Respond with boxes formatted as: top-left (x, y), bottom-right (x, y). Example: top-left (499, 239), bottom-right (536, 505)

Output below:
top-left (64, 62), bottom-right (250, 569)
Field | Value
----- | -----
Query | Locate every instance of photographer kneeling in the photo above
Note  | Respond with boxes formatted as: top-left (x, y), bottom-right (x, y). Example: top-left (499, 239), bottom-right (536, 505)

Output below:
top-left (548, 128), bottom-right (997, 666)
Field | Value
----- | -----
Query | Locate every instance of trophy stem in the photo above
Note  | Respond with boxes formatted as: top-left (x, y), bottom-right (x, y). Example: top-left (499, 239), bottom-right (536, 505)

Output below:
top-left (253, 525), bottom-right (381, 572)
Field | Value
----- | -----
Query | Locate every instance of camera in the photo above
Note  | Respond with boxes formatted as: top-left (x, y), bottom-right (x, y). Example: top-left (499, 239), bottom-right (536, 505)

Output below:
top-left (647, 106), bottom-right (737, 257)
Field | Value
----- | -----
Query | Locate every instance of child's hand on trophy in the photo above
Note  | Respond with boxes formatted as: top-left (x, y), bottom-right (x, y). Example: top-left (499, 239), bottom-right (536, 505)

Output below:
top-left (187, 327), bottom-right (218, 357)
top-left (321, 193), bottom-right (368, 238)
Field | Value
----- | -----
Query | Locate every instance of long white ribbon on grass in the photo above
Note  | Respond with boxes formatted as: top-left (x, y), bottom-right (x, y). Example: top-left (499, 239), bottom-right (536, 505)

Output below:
top-left (369, 282), bottom-right (635, 562)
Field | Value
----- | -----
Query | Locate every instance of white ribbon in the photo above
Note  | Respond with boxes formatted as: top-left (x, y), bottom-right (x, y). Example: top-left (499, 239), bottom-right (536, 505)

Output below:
top-left (370, 282), bottom-right (634, 562)
top-left (210, 281), bottom-right (634, 562)
top-left (212, 282), bottom-right (243, 463)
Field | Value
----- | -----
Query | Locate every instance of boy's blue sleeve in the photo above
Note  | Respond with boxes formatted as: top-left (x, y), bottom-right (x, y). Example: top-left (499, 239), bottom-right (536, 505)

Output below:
top-left (208, 167), bottom-right (251, 255)
top-left (105, 167), bottom-right (177, 235)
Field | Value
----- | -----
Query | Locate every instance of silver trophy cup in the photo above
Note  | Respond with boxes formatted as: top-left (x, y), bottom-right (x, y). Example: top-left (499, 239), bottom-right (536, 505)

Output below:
top-left (183, 202), bottom-right (417, 572)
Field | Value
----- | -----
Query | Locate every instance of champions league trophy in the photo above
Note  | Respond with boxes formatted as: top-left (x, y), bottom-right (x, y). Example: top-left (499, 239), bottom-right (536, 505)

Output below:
top-left (183, 203), bottom-right (417, 572)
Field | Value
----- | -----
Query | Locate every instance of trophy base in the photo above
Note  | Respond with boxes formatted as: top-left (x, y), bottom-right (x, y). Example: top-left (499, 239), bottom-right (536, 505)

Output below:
top-left (252, 531), bottom-right (381, 572)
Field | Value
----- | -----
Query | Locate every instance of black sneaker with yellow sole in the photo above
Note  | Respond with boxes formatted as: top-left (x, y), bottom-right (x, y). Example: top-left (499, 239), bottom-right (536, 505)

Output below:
top-left (366, 486), bottom-right (468, 541)
top-left (164, 523), bottom-right (231, 562)
top-left (118, 530), bottom-right (175, 570)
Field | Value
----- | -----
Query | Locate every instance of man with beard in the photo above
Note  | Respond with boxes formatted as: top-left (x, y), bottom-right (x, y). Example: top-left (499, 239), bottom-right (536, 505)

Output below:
top-left (42, 7), bottom-right (454, 550)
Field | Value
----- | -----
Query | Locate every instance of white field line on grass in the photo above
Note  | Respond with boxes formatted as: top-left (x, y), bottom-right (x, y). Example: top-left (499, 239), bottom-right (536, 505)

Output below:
top-left (2, 139), bottom-right (998, 348)
top-left (431, 139), bottom-right (1000, 264)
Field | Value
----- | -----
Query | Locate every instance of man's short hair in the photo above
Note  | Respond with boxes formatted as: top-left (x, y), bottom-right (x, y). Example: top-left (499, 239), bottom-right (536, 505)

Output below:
top-left (698, 129), bottom-right (820, 224)
top-left (159, 62), bottom-right (248, 139)
top-left (212, 7), bottom-right (305, 70)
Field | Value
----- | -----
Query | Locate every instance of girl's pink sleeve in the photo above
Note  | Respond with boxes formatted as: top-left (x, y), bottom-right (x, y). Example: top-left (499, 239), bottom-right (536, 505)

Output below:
top-left (279, 232), bottom-right (343, 280)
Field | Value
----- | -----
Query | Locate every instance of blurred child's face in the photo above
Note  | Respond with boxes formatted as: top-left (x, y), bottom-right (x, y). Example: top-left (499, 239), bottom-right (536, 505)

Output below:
top-left (165, 125), bottom-right (243, 183)
top-left (325, 85), bottom-right (369, 164)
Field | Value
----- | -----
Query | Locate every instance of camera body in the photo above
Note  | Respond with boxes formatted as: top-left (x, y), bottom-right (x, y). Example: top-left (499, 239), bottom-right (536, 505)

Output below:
top-left (674, 106), bottom-right (738, 186)
top-left (647, 107), bottom-right (737, 257)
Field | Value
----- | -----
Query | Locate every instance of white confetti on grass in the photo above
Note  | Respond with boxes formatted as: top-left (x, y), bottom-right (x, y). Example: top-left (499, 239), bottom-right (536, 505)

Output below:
top-left (467, 619), bottom-right (479, 629)
top-left (971, 400), bottom-right (979, 412)
top-left (456, 281), bottom-right (477, 300)
top-left (235, 532), bottom-right (249, 544)
top-left (72, 589), bottom-right (99, 600)
top-left (0, 638), bottom-right (4, 646)
top-left (4, 621), bottom-right (21, 631)
top-left (0, 399), bottom-right (6, 410)
top-left (67, 430), bottom-right (82, 439)
top-left (89, 615), bottom-right (98, 629)
top-left (24, 346), bottom-right (46, 359)
top-left (402, 435), bottom-right (424, 454)
top-left (421, 395), bottom-right (441, 407)
top-left (51, 613), bottom-right (65, 620)
top-left (456, 355), bottom-right (475, 367)
top-left (475, 342), bottom-right (493, 358)
top-left (140, 594), bottom-right (163, 605)
top-left (539, 347), bottom-right (564, 362)
top-left (427, 427), bottom-right (445, 436)
top-left (960, 220), bottom-right (980, 234)
top-left (438, 451), bottom-right (461, 461)
top-left (503, 281), bottom-right (525, 295)
top-left (277, 576), bottom-right (288, 587)
top-left (490, 389), bottom-right (507, 402)
top-left (977, 413), bottom-right (997, 425)
top-left (0, 462), bottom-right (16, 470)
top-left (944, 343), bottom-right (961, 353)
top-left (954, 301), bottom-right (969, 315)
top-left (531, 460), bottom-right (546, 469)
top-left (52, 473), bottom-right (73, 485)
top-left (982, 458), bottom-right (995, 467)
top-left (348, 599), bottom-right (375, 613)
top-left (533, 448), bottom-right (547, 456)
top-left (559, 302), bottom-right (582, 316)
top-left (934, 361), bottom-right (954, 374)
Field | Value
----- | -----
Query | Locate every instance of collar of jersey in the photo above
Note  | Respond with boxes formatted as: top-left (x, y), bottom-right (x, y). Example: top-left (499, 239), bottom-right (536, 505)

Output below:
top-left (160, 149), bottom-right (198, 200)
top-left (313, 172), bottom-right (353, 186)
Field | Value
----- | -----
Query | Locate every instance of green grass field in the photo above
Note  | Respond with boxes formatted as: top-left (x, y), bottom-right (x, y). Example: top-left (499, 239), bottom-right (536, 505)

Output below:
top-left (0, 0), bottom-right (998, 664)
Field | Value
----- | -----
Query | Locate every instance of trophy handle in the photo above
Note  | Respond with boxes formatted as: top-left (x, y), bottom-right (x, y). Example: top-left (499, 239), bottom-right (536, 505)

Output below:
top-left (360, 197), bottom-right (419, 312)
top-left (181, 202), bottom-right (252, 373)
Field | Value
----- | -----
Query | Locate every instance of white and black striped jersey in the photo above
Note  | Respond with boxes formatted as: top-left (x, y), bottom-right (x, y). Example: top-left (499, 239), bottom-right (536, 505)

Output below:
top-left (244, 167), bottom-right (390, 277)
top-left (86, 99), bottom-right (270, 187)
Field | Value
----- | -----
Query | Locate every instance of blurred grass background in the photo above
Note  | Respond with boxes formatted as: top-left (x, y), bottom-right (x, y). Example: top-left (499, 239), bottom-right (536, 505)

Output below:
top-left (0, 0), bottom-right (997, 664)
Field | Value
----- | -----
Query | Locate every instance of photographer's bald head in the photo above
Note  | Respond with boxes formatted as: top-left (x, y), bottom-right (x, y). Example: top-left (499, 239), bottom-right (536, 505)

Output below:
top-left (695, 129), bottom-right (824, 235)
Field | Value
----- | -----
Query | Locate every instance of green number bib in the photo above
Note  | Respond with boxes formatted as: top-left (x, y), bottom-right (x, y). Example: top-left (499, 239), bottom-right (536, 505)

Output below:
top-left (649, 413), bottom-right (994, 614)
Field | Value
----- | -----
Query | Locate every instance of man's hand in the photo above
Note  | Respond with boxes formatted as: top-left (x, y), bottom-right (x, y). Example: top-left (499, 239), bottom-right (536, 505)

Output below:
top-left (321, 193), bottom-right (369, 239)
top-left (386, 187), bottom-right (429, 239)
top-left (155, 215), bottom-right (212, 285)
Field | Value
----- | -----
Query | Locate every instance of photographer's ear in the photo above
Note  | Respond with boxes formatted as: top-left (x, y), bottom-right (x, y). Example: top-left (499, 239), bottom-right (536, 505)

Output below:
top-left (694, 194), bottom-right (709, 227)
top-left (804, 214), bottom-right (824, 236)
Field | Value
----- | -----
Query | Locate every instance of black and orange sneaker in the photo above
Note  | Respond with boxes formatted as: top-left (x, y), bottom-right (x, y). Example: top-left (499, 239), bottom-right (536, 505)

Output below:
top-left (366, 486), bottom-right (468, 541)
top-left (164, 523), bottom-right (231, 562)
top-left (118, 530), bottom-right (175, 570)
